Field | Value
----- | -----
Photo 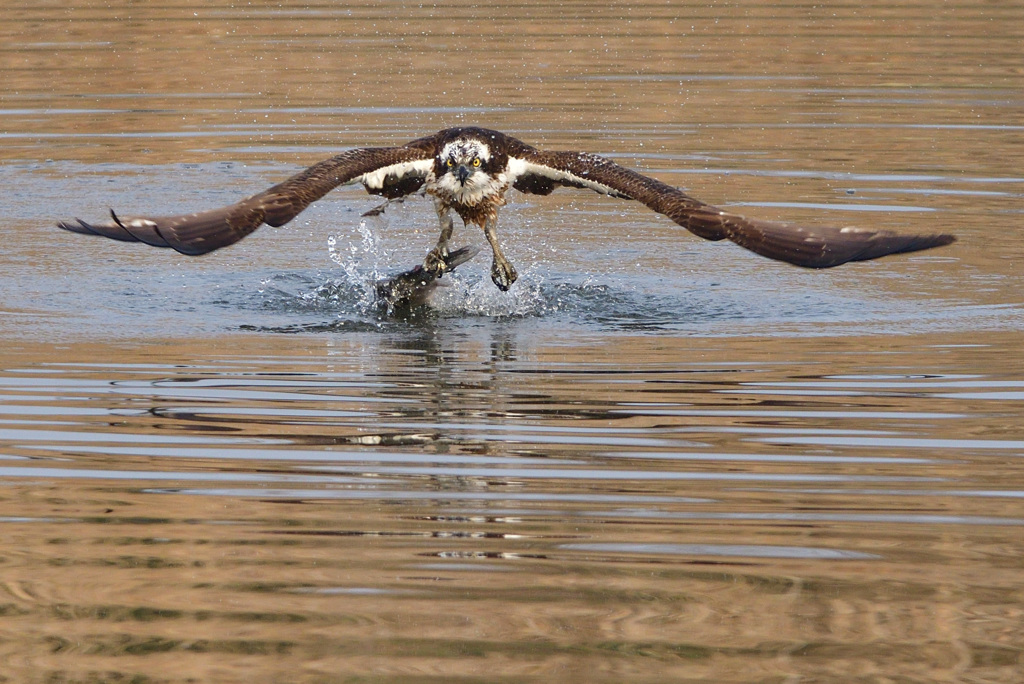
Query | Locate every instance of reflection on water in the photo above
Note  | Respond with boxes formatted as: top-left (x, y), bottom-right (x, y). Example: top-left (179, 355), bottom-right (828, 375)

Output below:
top-left (2, 334), bottom-right (1023, 681)
top-left (4, 0), bottom-right (1024, 681)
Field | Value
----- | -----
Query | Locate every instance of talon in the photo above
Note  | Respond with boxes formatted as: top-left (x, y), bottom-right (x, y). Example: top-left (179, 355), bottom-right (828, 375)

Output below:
top-left (491, 259), bottom-right (518, 291)
top-left (423, 247), bottom-right (449, 276)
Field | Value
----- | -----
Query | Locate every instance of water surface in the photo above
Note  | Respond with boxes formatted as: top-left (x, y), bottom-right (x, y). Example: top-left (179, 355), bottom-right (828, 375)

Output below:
top-left (2, 1), bottom-right (1023, 682)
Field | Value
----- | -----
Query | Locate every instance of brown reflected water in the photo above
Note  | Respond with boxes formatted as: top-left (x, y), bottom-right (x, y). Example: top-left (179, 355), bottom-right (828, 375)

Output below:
top-left (2, 0), bottom-right (1024, 682)
top-left (2, 333), bottom-right (1024, 683)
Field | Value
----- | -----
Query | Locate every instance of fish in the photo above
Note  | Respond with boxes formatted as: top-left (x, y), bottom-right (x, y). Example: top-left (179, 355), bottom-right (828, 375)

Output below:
top-left (374, 244), bottom-right (480, 311)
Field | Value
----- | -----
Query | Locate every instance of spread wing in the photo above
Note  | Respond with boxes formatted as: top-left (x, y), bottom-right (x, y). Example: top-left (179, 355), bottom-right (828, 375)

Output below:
top-left (57, 144), bottom-right (437, 256)
top-left (507, 149), bottom-right (955, 268)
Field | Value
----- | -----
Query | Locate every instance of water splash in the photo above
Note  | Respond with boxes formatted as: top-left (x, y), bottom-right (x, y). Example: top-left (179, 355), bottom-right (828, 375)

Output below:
top-left (325, 219), bottom-right (389, 313)
top-left (256, 249), bottom-right (684, 330)
top-left (316, 216), bottom-right (557, 320)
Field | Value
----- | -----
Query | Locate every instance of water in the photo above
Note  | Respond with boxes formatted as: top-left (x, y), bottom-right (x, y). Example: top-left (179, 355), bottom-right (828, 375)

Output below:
top-left (2, 1), bottom-right (1023, 681)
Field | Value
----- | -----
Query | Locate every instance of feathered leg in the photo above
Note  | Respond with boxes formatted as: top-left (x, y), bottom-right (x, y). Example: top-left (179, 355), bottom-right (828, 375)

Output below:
top-left (483, 214), bottom-right (517, 291)
top-left (423, 199), bottom-right (455, 275)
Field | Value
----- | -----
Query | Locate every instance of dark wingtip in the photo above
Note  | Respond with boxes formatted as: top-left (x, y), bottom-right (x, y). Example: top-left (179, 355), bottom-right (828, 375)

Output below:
top-left (858, 231), bottom-right (958, 263)
top-left (57, 218), bottom-right (98, 236)
top-left (901, 233), bottom-right (957, 250)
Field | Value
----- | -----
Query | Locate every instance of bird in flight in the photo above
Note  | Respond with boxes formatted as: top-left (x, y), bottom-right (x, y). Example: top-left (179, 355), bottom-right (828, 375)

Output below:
top-left (58, 126), bottom-right (955, 291)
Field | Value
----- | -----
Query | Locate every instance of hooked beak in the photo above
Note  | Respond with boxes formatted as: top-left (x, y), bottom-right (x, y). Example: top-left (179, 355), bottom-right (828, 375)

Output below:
top-left (456, 165), bottom-right (471, 184)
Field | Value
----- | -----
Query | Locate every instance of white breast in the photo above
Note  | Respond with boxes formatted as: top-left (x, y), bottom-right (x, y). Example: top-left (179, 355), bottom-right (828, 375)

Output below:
top-left (429, 168), bottom-right (510, 207)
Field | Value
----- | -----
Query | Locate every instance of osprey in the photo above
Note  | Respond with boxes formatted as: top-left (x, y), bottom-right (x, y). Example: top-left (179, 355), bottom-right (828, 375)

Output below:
top-left (58, 127), bottom-right (955, 291)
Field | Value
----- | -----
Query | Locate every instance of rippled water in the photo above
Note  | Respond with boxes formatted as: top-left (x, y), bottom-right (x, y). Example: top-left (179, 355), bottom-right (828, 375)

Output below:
top-left (3, 1), bottom-right (1024, 682)
top-left (3, 335), bottom-right (1023, 682)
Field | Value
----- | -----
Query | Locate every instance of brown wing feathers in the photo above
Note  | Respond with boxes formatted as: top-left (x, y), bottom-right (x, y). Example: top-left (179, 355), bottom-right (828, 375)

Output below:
top-left (58, 146), bottom-right (433, 256)
top-left (720, 216), bottom-right (955, 268)
top-left (58, 127), bottom-right (954, 268)
top-left (517, 148), bottom-right (955, 268)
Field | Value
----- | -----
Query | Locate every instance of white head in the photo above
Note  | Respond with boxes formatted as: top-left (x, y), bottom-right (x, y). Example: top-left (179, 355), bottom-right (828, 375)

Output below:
top-left (439, 138), bottom-right (491, 179)
top-left (433, 136), bottom-right (503, 205)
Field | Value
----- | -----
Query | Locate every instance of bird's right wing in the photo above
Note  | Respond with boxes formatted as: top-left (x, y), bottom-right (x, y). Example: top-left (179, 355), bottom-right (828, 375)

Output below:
top-left (57, 145), bottom-right (437, 256)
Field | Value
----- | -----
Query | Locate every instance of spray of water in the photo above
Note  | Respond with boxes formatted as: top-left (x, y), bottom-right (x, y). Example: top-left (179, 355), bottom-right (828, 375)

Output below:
top-left (312, 210), bottom-right (639, 323)
top-left (319, 212), bottom-right (549, 319)
top-left (325, 218), bottom-right (389, 314)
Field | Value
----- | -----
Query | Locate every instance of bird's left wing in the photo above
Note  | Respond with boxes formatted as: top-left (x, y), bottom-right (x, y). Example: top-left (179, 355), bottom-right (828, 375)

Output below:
top-left (57, 144), bottom-right (437, 256)
top-left (507, 148), bottom-right (955, 268)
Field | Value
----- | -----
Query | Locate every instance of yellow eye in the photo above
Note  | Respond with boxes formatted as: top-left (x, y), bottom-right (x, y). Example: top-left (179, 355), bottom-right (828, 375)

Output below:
top-left (472, 158), bottom-right (481, 167)
top-left (446, 159), bottom-right (453, 167)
